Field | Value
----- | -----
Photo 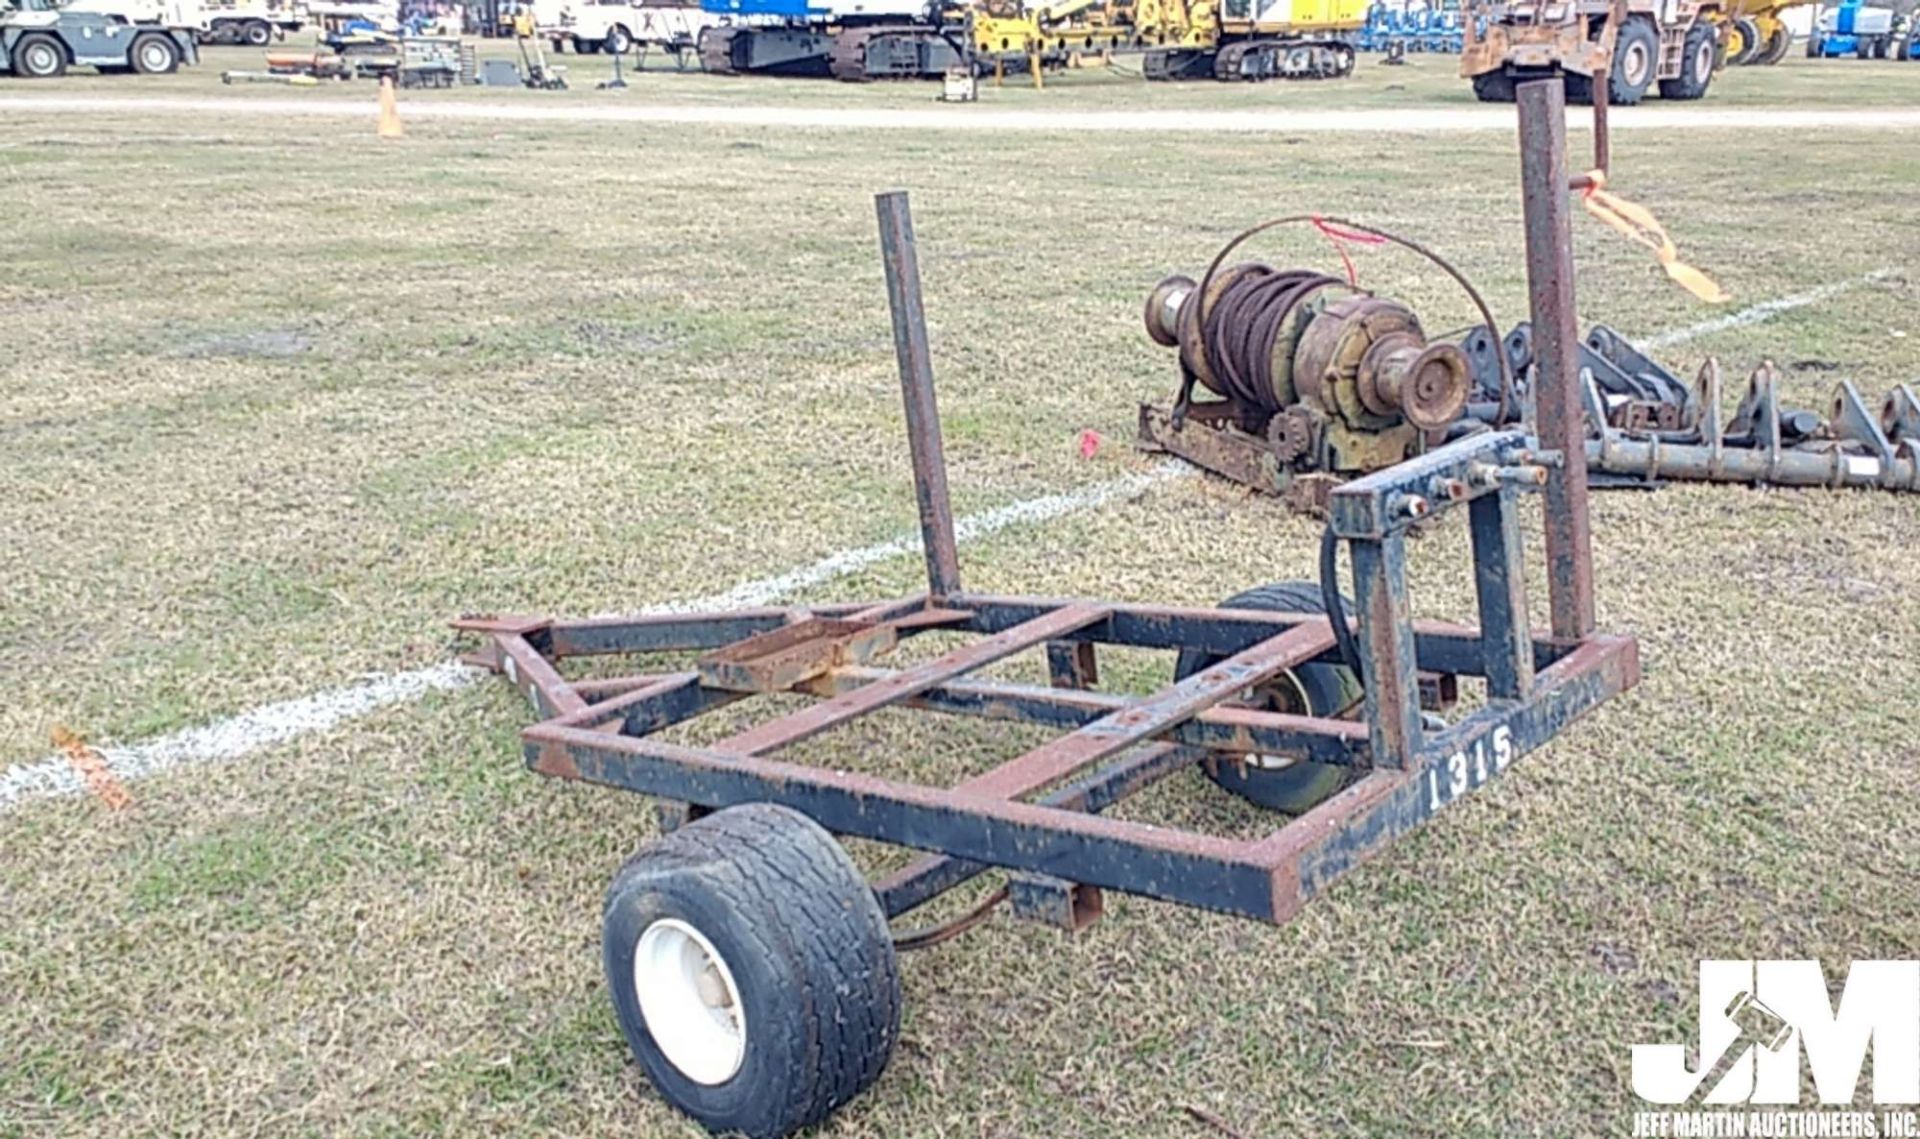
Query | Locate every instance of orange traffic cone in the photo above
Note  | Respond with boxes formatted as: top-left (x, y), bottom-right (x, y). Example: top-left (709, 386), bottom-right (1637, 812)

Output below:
top-left (377, 74), bottom-right (403, 139)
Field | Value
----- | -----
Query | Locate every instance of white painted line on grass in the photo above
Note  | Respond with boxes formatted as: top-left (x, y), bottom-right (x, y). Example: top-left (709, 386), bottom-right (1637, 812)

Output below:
top-left (5, 94), bottom-right (1920, 134)
top-left (0, 460), bottom-right (1191, 813)
top-left (0, 662), bottom-right (479, 812)
top-left (1636, 268), bottom-right (1897, 352)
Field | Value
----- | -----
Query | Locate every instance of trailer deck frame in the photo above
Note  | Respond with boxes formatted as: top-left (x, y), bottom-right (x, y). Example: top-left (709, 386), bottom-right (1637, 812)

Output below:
top-left (457, 78), bottom-right (1636, 933)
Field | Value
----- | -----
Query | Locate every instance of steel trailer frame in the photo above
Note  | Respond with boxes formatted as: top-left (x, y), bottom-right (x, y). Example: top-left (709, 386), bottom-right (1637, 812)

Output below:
top-left (458, 79), bottom-right (1636, 934)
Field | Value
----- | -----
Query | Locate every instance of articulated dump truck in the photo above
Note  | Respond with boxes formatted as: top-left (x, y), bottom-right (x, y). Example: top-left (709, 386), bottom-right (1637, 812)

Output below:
top-left (696, 0), bottom-right (1368, 81)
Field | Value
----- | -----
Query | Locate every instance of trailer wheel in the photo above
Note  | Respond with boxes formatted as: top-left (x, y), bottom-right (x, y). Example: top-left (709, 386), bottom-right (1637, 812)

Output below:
top-left (603, 803), bottom-right (900, 1139)
top-left (243, 19), bottom-right (272, 46)
top-left (1658, 23), bottom-right (1715, 99)
top-left (1607, 17), bottom-right (1658, 104)
top-left (13, 33), bottom-right (66, 78)
top-left (130, 33), bottom-right (181, 75)
top-left (604, 23), bottom-right (632, 54)
top-left (1175, 581), bottom-right (1360, 814)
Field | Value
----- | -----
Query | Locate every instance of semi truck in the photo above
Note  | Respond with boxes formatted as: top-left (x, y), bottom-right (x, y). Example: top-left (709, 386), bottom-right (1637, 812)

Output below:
top-left (1, 0), bottom-right (197, 74)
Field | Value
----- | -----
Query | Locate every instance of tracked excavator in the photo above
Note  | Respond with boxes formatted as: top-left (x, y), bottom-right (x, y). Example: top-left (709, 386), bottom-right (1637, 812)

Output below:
top-left (695, 0), bottom-right (1365, 81)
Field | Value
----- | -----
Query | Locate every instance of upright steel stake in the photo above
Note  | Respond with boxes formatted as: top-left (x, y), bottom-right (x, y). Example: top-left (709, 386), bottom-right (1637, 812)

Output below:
top-left (874, 191), bottom-right (964, 600)
top-left (1516, 79), bottom-right (1596, 640)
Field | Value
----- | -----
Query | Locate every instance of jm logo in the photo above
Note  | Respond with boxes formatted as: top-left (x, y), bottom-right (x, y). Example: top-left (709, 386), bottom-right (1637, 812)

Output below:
top-left (1632, 960), bottom-right (1920, 1105)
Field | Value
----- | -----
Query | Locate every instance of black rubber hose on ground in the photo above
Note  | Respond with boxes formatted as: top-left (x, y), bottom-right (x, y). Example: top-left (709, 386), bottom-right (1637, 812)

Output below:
top-left (1320, 524), bottom-right (1363, 680)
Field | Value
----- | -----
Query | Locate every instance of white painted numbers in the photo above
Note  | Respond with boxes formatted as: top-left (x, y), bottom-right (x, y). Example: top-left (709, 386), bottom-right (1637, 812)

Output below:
top-left (1425, 724), bottom-right (1514, 812)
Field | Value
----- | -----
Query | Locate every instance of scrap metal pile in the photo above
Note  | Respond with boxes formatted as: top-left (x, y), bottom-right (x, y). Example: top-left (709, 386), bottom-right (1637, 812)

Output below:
top-left (1140, 248), bottom-right (1920, 507)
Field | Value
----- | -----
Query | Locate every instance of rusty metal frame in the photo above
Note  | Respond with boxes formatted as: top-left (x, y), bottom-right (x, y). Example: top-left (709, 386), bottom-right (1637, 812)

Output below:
top-left (460, 98), bottom-right (1636, 932)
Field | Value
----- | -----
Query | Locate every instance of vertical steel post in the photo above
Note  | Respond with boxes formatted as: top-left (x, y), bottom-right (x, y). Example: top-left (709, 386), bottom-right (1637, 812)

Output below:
top-left (1516, 79), bottom-right (1596, 641)
top-left (875, 191), bottom-right (964, 600)
top-left (1469, 486), bottom-right (1534, 700)
top-left (1350, 534), bottom-right (1420, 769)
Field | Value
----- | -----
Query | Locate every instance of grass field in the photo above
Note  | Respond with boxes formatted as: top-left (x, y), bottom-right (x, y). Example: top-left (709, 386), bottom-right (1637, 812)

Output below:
top-left (1, 57), bottom-right (1918, 1139)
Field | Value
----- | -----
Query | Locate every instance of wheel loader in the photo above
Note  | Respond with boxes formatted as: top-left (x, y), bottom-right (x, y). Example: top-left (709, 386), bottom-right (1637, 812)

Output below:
top-left (1461, 0), bottom-right (1723, 104)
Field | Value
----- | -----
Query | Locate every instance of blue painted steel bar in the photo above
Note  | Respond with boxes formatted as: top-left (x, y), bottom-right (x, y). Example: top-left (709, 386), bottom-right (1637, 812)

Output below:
top-left (1254, 633), bottom-right (1638, 920)
top-left (490, 633), bottom-right (588, 720)
top-left (523, 725), bottom-right (1285, 920)
top-left (542, 603), bottom-right (881, 657)
top-left (950, 593), bottom-right (1565, 678)
top-left (1469, 486), bottom-right (1534, 700)
top-left (808, 667), bottom-right (1370, 766)
top-left (876, 742), bottom-right (1200, 918)
top-left (716, 603), bottom-right (1109, 756)
top-left (520, 632), bottom-right (1637, 922)
top-left (953, 621), bottom-right (1336, 800)
top-left (1349, 534), bottom-right (1421, 769)
top-left (1045, 641), bottom-right (1098, 689)
top-left (1327, 430), bottom-right (1533, 541)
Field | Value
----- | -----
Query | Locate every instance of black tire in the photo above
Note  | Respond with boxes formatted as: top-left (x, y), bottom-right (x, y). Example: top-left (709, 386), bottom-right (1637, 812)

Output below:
top-left (604, 23), bottom-right (632, 54)
top-left (12, 32), bottom-right (66, 78)
top-left (1757, 23), bottom-right (1792, 64)
top-left (1471, 70), bottom-right (1515, 102)
top-left (243, 19), bottom-right (272, 46)
top-left (129, 33), bottom-right (180, 75)
top-left (1608, 17), bottom-right (1658, 104)
top-left (1174, 582), bottom-right (1361, 814)
top-left (1728, 15), bottom-right (1761, 64)
top-left (1658, 22), bottom-right (1715, 99)
top-left (603, 803), bottom-right (900, 1139)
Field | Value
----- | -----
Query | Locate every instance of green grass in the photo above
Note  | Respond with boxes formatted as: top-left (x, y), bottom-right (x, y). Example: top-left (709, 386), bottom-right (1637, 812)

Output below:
top-left (0, 77), bottom-right (1916, 1139)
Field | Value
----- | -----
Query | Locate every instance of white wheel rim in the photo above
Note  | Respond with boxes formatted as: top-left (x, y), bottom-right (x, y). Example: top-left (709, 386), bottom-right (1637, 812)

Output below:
top-left (141, 43), bottom-right (168, 69)
top-left (29, 45), bottom-right (55, 71)
top-left (1624, 41), bottom-right (1649, 85)
top-left (634, 918), bottom-right (746, 1086)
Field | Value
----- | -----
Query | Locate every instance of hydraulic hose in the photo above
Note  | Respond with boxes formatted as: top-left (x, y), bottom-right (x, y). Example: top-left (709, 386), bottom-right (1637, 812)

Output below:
top-left (1319, 524), bottom-right (1363, 679)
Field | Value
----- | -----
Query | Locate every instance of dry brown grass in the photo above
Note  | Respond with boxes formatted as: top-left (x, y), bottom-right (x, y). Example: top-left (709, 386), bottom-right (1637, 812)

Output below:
top-left (0, 95), bottom-right (1916, 1139)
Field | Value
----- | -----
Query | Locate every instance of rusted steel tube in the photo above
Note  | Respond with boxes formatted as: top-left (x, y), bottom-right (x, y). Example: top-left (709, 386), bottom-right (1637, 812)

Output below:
top-left (875, 191), bottom-right (964, 599)
top-left (1586, 437), bottom-right (1920, 491)
top-left (1516, 78), bottom-right (1597, 641)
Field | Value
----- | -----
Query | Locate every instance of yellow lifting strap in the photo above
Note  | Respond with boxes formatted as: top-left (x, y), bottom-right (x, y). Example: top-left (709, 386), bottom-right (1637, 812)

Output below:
top-left (1579, 168), bottom-right (1729, 304)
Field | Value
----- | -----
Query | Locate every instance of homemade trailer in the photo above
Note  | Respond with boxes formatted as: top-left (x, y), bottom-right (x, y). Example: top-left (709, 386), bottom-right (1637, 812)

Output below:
top-left (455, 81), bottom-right (1636, 1139)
